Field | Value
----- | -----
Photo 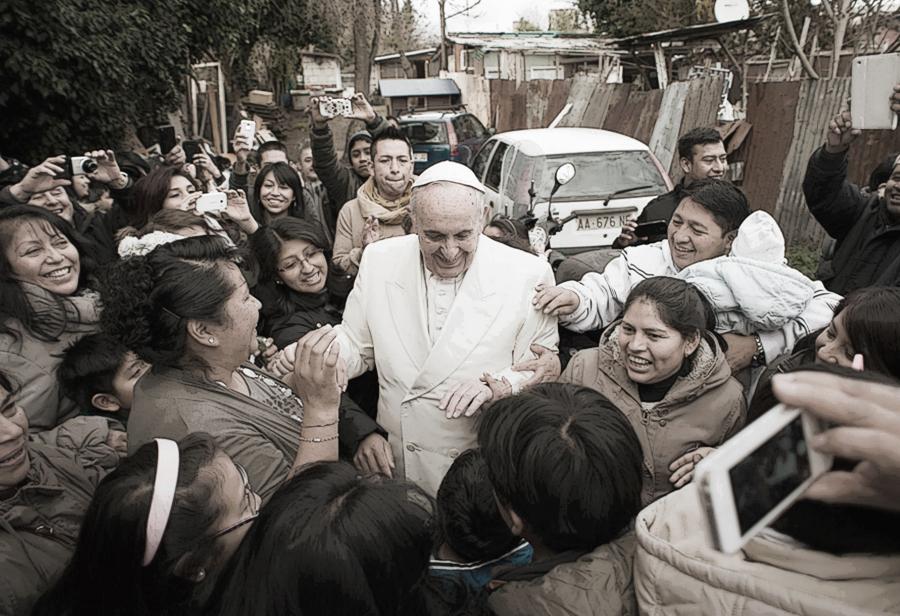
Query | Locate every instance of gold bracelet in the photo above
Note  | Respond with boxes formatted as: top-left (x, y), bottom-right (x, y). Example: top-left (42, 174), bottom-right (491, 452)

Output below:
top-left (302, 419), bottom-right (338, 428)
top-left (298, 433), bottom-right (339, 444)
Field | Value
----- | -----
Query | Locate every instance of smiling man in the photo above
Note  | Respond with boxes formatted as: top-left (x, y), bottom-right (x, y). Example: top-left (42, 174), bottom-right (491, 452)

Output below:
top-left (802, 85), bottom-right (900, 294)
top-left (333, 161), bottom-right (559, 495)
top-left (534, 180), bottom-right (841, 372)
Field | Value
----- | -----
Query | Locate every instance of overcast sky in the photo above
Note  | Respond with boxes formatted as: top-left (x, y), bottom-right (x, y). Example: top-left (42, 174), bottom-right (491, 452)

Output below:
top-left (416, 0), bottom-right (581, 35)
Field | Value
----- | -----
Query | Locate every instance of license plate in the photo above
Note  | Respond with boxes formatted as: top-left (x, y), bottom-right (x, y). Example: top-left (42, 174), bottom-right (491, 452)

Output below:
top-left (576, 213), bottom-right (632, 231)
top-left (413, 152), bottom-right (428, 162)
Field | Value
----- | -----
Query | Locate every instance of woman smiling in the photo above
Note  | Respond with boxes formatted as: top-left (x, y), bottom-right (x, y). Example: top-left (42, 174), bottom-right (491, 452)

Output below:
top-left (559, 276), bottom-right (746, 506)
top-left (0, 206), bottom-right (101, 429)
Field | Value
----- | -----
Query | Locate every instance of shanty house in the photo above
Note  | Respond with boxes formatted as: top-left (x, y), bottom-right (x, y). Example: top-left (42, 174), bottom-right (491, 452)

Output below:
top-left (378, 78), bottom-right (462, 115)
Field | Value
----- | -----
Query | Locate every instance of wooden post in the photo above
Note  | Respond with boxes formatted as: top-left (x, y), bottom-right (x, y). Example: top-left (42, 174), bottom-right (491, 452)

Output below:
top-left (654, 44), bottom-right (668, 89)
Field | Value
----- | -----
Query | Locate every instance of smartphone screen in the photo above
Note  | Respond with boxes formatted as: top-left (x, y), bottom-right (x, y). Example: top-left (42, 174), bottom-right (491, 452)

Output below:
top-left (158, 125), bottom-right (177, 155)
top-left (182, 140), bottom-right (201, 161)
top-left (728, 414), bottom-right (811, 536)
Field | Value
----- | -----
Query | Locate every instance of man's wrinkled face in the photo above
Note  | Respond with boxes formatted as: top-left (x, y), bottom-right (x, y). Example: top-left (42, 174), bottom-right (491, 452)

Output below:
top-left (28, 186), bottom-right (75, 223)
top-left (681, 142), bottom-right (728, 184)
top-left (412, 183), bottom-right (485, 279)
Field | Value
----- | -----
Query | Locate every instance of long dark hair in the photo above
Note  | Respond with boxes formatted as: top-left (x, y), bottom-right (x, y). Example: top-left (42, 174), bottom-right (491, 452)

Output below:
top-left (32, 433), bottom-right (225, 616)
top-left (250, 162), bottom-right (305, 224)
top-left (251, 216), bottom-right (329, 285)
top-left (833, 286), bottom-right (900, 379)
top-left (214, 461), bottom-right (480, 616)
top-left (131, 166), bottom-right (198, 227)
top-left (0, 206), bottom-right (94, 341)
top-left (99, 235), bottom-right (239, 368)
top-left (623, 276), bottom-right (719, 350)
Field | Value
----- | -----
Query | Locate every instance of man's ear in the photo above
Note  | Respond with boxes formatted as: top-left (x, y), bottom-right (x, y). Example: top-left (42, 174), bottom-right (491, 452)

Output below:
top-left (723, 229), bottom-right (738, 254)
top-left (186, 319), bottom-right (217, 348)
top-left (91, 393), bottom-right (122, 413)
top-left (679, 156), bottom-right (692, 176)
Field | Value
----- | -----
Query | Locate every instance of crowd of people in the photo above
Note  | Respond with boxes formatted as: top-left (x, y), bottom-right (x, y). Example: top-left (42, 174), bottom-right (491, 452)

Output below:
top-left (1, 86), bottom-right (899, 615)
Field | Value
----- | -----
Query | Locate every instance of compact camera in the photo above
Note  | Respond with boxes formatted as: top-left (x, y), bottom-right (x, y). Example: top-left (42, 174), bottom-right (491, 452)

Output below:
top-left (318, 97), bottom-right (353, 119)
top-left (70, 156), bottom-right (98, 176)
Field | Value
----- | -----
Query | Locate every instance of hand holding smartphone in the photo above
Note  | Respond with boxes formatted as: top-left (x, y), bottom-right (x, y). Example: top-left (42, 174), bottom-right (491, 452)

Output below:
top-left (695, 404), bottom-right (833, 553)
top-left (318, 97), bottom-right (353, 119)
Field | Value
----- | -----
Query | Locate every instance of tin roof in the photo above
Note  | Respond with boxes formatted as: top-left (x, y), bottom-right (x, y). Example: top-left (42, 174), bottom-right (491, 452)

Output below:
top-left (447, 32), bottom-right (616, 55)
top-left (379, 78), bottom-right (461, 98)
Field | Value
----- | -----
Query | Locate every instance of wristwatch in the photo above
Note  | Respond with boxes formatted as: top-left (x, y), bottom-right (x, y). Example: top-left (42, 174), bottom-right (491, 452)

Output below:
top-left (751, 334), bottom-right (766, 368)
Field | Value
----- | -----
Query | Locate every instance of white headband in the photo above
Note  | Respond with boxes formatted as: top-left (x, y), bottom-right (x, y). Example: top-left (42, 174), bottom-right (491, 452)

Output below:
top-left (142, 438), bottom-right (180, 567)
top-left (118, 231), bottom-right (186, 259)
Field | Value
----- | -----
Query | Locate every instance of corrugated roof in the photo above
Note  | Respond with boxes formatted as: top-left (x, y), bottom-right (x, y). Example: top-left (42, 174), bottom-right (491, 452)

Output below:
top-left (374, 48), bottom-right (438, 63)
top-left (447, 32), bottom-right (616, 54)
top-left (611, 15), bottom-right (771, 46)
top-left (379, 78), bottom-right (461, 97)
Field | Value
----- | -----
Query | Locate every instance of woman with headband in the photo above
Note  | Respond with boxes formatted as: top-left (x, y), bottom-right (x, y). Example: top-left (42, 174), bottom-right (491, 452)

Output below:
top-left (34, 433), bottom-right (255, 615)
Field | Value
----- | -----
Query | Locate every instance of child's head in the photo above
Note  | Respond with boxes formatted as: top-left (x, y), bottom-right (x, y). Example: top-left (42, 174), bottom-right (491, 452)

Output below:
top-left (59, 333), bottom-right (150, 414)
top-left (436, 449), bottom-right (520, 563)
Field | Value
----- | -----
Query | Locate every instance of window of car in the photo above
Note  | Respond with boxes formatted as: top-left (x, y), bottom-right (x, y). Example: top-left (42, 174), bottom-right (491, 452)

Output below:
top-left (399, 121), bottom-right (448, 145)
top-left (470, 140), bottom-right (496, 180)
top-left (484, 142), bottom-right (509, 191)
top-left (516, 150), bottom-right (669, 202)
top-left (465, 115), bottom-right (488, 140)
top-left (451, 117), bottom-right (470, 141)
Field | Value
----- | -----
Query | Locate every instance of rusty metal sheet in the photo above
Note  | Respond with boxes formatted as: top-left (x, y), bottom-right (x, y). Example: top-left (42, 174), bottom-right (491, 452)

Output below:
top-left (604, 88), bottom-right (663, 144)
top-left (650, 80), bottom-right (689, 174)
top-left (847, 129), bottom-right (900, 188)
top-left (490, 79), bottom-right (528, 132)
top-left (776, 78), bottom-right (850, 246)
top-left (740, 80), bottom-right (801, 217)
top-left (558, 74), bottom-right (603, 127)
top-left (581, 83), bottom-right (626, 128)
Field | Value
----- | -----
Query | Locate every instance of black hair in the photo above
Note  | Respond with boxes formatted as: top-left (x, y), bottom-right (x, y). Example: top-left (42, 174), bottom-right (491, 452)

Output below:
top-left (758, 363), bottom-right (900, 554)
top-left (99, 235), bottom-right (240, 368)
top-left (250, 162), bottom-right (306, 224)
top-left (32, 433), bottom-right (226, 616)
top-left (677, 127), bottom-right (723, 161)
top-left (868, 151), bottom-right (899, 192)
top-left (214, 461), bottom-right (480, 616)
top-left (477, 383), bottom-right (643, 553)
top-left (130, 165), bottom-right (199, 227)
top-left (346, 130), bottom-right (373, 157)
top-left (59, 333), bottom-right (130, 413)
top-left (372, 125), bottom-right (413, 158)
top-left (0, 206), bottom-right (95, 342)
top-left (485, 214), bottom-right (535, 254)
top-left (832, 286), bottom-right (900, 380)
top-left (139, 208), bottom-right (219, 236)
top-left (680, 178), bottom-right (750, 234)
top-left (250, 217), bottom-right (330, 285)
top-left (435, 449), bottom-right (520, 563)
top-left (257, 140), bottom-right (288, 158)
top-left (623, 277), bottom-right (717, 348)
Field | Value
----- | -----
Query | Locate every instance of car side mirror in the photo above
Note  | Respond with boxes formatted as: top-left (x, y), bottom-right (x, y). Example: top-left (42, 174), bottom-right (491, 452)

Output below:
top-left (551, 162), bottom-right (576, 198)
top-left (488, 127), bottom-right (496, 136)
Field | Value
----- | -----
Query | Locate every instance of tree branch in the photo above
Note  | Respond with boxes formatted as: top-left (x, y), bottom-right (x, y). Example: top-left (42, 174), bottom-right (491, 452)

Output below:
top-left (781, 0), bottom-right (819, 79)
top-left (446, 0), bottom-right (483, 21)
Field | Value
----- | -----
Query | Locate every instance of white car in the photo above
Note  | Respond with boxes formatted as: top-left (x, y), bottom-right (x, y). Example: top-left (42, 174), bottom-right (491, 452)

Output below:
top-left (469, 128), bottom-right (673, 253)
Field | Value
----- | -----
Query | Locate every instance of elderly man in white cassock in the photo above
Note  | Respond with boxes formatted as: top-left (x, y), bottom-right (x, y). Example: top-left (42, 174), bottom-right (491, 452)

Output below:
top-left (332, 161), bottom-right (559, 495)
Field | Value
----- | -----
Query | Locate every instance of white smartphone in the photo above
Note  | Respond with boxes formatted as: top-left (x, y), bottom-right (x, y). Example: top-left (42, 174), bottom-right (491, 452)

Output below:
top-left (195, 192), bottom-right (227, 215)
top-left (238, 119), bottom-right (256, 144)
top-left (694, 404), bottom-right (833, 554)
top-left (318, 97), bottom-right (353, 119)
top-left (850, 53), bottom-right (900, 130)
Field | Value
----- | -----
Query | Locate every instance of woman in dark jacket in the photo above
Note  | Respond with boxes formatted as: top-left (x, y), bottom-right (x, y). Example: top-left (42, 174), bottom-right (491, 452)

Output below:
top-left (251, 217), bottom-right (377, 415)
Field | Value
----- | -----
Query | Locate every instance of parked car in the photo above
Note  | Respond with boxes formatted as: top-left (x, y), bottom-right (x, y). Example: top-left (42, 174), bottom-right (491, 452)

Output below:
top-left (397, 111), bottom-right (493, 174)
top-left (469, 127), bottom-right (673, 253)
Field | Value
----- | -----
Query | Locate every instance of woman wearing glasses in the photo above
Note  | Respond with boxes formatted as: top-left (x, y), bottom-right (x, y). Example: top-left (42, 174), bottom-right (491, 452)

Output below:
top-left (33, 433), bottom-right (260, 615)
top-left (251, 217), bottom-right (344, 350)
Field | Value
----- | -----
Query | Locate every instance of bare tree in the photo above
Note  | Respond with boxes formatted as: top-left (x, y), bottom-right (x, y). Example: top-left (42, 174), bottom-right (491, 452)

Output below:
top-left (438, 0), bottom-right (483, 70)
top-left (354, 0), bottom-right (382, 93)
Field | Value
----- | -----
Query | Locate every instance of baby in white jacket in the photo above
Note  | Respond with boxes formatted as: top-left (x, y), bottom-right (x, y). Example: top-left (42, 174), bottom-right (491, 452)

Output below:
top-left (678, 211), bottom-right (817, 335)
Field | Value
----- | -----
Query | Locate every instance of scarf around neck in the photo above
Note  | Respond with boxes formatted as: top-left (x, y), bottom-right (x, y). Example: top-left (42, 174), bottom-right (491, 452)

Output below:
top-left (18, 281), bottom-right (101, 341)
top-left (358, 176), bottom-right (413, 225)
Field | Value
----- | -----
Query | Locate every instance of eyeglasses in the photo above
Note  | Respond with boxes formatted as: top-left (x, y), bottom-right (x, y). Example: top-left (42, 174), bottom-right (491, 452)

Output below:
top-left (208, 463), bottom-right (260, 540)
top-left (276, 248), bottom-right (324, 273)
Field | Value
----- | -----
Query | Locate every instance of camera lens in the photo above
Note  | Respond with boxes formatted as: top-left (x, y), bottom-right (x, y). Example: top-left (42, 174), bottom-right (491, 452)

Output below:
top-left (82, 158), bottom-right (98, 174)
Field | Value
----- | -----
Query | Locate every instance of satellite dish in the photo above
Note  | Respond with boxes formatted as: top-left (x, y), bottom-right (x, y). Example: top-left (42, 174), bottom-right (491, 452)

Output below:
top-left (714, 0), bottom-right (750, 22)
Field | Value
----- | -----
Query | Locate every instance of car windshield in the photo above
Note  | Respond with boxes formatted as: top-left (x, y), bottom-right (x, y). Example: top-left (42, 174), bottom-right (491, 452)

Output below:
top-left (507, 151), bottom-right (668, 203)
top-left (399, 121), bottom-right (448, 145)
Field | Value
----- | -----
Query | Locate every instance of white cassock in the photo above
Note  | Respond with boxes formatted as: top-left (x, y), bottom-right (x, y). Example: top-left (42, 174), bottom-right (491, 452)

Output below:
top-left (335, 234), bottom-right (559, 495)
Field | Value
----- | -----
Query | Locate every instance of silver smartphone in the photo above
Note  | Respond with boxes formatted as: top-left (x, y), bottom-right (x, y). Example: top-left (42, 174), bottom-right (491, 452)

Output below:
top-left (695, 404), bottom-right (833, 553)
top-left (850, 53), bottom-right (900, 130)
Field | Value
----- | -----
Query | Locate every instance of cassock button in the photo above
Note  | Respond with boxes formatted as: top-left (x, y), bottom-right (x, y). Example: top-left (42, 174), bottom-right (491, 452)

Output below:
top-left (448, 448), bottom-right (460, 459)
top-left (406, 443), bottom-right (416, 452)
